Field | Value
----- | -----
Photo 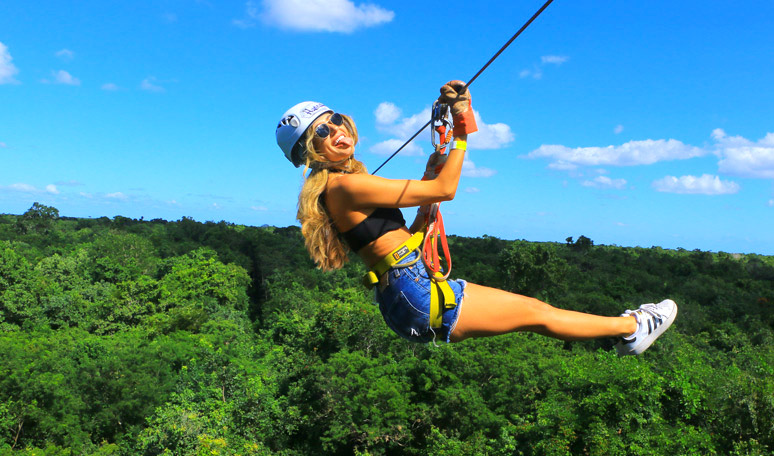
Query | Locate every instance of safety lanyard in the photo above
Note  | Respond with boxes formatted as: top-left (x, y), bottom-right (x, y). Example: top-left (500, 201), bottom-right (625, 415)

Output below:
top-left (422, 102), bottom-right (453, 281)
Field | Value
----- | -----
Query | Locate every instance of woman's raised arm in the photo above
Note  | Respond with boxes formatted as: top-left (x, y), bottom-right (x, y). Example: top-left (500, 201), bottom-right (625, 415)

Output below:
top-left (329, 139), bottom-right (466, 209)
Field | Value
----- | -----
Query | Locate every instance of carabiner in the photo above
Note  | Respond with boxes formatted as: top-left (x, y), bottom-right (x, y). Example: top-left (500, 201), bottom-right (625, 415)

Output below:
top-left (430, 101), bottom-right (453, 153)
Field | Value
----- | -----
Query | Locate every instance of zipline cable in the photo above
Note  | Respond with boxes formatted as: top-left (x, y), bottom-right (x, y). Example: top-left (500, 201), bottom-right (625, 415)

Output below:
top-left (371, 0), bottom-right (555, 175)
top-left (460, 0), bottom-right (555, 92)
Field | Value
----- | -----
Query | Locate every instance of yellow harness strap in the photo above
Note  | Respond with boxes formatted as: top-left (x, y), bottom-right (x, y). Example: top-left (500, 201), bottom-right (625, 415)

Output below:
top-left (429, 272), bottom-right (456, 328)
top-left (363, 231), bottom-right (424, 287)
top-left (364, 231), bottom-right (456, 329)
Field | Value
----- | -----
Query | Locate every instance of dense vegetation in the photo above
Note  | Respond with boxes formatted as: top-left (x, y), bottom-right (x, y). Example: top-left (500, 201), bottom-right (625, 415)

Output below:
top-left (1, 203), bottom-right (772, 455)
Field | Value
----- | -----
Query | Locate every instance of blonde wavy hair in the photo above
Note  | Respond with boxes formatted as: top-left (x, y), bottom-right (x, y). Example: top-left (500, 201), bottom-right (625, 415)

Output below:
top-left (296, 113), bottom-right (368, 271)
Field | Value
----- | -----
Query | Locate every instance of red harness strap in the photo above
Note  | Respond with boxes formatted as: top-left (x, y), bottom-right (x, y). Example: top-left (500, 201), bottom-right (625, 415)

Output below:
top-left (422, 103), bottom-right (453, 281)
top-left (423, 203), bottom-right (452, 280)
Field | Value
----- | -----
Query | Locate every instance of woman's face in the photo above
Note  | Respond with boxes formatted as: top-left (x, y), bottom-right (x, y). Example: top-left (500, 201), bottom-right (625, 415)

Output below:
top-left (311, 113), bottom-right (354, 163)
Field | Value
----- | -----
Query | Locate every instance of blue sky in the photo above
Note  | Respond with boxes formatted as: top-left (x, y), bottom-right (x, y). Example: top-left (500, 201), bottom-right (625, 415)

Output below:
top-left (2, 0), bottom-right (773, 254)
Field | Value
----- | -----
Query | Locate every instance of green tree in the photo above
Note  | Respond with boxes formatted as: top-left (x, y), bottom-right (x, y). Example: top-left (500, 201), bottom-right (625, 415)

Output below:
top-left (13, 203), bottom-right (59, 237)
top-left (87, 230), bottom-right (158, 283)
top-left (149, 248), bottom-right (250, 333)
top-left (0, 241), bottom-right (41, 330)
top-left (499, 242), bottom-right (570, 299)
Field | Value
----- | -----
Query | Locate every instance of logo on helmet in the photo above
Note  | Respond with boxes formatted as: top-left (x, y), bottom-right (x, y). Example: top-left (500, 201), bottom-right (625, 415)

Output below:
top-left (300, 102), bottom-right (326, 118)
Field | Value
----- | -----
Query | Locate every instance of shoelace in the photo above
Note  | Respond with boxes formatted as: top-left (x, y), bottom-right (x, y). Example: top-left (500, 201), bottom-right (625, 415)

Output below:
top-left (636, 305), bottom-right (665, 335)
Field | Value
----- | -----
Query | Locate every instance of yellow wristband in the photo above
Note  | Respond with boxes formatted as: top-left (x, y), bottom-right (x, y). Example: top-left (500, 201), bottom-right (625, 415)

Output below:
top-left (451, 140), bottom-right (467, 151)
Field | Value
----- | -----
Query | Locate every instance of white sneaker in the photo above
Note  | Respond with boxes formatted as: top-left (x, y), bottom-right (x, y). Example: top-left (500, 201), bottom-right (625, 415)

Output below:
top-left (615, 299), bottom-right (677, 356)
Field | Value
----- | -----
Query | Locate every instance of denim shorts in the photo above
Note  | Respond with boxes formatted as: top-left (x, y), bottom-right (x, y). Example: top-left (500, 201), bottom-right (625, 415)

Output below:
top-left (374, 250), bottom-right (466, 343)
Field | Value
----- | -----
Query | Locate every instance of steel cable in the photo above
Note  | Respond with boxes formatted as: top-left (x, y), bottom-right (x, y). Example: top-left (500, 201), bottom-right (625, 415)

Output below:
top-left (371, 0), bottom-right (555, 175)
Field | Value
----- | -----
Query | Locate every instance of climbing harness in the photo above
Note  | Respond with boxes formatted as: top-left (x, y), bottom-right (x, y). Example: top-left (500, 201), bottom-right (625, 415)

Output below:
top-left (363, 231), bottom-right (456, 329)
top-left (363, 231), bottom-right (423, 288)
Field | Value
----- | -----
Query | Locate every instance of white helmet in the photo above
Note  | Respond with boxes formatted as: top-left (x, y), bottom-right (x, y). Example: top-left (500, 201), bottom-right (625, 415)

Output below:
top-left (276, 101), bottom-right (332, 167)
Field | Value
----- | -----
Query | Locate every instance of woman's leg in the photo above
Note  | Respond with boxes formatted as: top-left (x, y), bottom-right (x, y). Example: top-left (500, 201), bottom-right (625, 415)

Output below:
top-left (449, 282), bottom-right (637, 343)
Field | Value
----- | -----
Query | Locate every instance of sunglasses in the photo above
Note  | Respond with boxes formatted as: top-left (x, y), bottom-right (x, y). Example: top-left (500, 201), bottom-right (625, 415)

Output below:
top-left (314, 113), bottom-right (344, 139)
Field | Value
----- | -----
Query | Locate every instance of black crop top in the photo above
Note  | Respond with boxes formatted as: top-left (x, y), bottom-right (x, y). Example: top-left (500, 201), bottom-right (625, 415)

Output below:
top-left (340, 207), bottom-right (406, 252)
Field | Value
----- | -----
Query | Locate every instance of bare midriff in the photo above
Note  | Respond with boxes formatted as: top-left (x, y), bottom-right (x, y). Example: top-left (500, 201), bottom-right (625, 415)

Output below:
top-left (357, 226), bottom-right (413, 269)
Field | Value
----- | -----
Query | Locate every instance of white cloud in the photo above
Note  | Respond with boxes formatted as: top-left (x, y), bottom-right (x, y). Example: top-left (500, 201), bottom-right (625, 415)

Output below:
top-left (614, 124), bottom-right (624, 134)
top-left (465, 187), bottom-right (480, 193)
top-left (0, 42), bottom-right (20, 84)
top-left (528, 129), bottom-right (774, 193)
top-left (2, 183), bottom-right (38, 193)
top-left (519, 66), bottom-right (542, 80)
top-left (711, 128), bottom-right (726, 141)
top-left (254, 0), bottom-right (394, 33)
top-left (541, 55), bottom-right (569, 65)
top-left (582, 175), bottom-right (627, 189)
top-left (52, 70), bottom-right (80, 85)
top-left (232, 0), bottom-right (260, 28)
top-left (106, 192), bottom-right (128, 200)
top-left (74, 191), bottom-right (144, 204)
top-left (547, 161), bottom-right (578, 171)
top-left (652, 174), bottom-right (739, 195)
top-left (469, 112), bottom-right (515, 150)
top-left (0, 182), bottom-right (61, 195)
top-left (375, 105), bottom-right (431, 138)
top-left (526, 139), bottom-right (706, 167)
top-left (101, 82), bottom-right (120, 91)
top-left (55, 49), bottom-right (74, 61)
top-left (767, 199), bottom-right (773, 207)
top-left (372, 103), bottom-right (514, 157)
top-left (374, 102), bottom-right (401, 125)
top-left (369, 138), bottom-right (423, 156)
top-left (0, 142), bottom-right (7, 148)
top-left (370, 105), bottom-right (431, 156)
top-left (713, 129), bottom-right (774, 179)
top-left (251, 205), bottom-right (268, 211)
top-left (462, 158), bottom-right (496, 178)
top-left (141, 77), bottom-right (164, 92)
top-left (520, 55), bottom-right (568, 80)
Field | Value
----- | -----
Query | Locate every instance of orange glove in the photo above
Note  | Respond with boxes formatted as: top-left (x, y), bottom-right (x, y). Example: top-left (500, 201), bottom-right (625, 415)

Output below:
top-left (438, 80), bottom-right (478, 136)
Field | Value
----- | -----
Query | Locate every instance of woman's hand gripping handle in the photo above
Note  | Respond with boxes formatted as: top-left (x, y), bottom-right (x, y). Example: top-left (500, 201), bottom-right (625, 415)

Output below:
top-left (438, 80), bottom-right (478, 136)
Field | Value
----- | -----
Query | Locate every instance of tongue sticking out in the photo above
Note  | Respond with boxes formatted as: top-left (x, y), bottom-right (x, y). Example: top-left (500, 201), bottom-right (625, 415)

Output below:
top-left (337, 136), bottom-right (353, 147)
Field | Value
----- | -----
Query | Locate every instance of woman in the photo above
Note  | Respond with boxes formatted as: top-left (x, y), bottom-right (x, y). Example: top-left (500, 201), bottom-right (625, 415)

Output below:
top-left (275, 81), bottom-right (676, 355)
